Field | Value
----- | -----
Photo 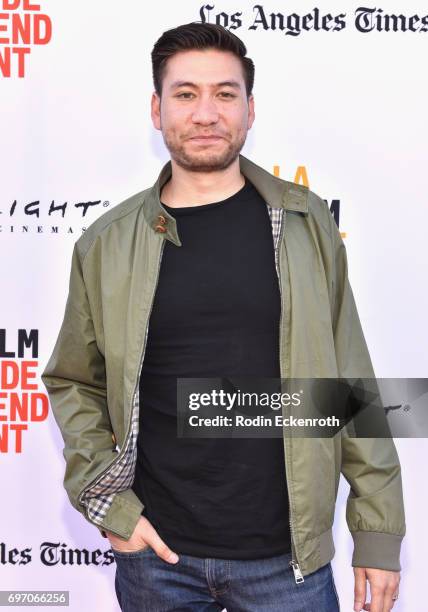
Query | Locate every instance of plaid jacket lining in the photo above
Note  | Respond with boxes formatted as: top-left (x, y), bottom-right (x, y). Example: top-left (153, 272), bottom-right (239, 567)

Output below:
top-left (81, 205), bottom-right (285, 525)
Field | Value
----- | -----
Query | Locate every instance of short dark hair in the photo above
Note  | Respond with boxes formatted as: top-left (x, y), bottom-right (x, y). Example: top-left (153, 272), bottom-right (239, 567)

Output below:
top-left (151, 22), bottom-right (255, 98)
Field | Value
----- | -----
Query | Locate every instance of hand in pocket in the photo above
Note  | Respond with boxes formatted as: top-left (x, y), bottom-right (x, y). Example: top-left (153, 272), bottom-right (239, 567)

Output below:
top-left (105, 515), bottom-right (179, 564)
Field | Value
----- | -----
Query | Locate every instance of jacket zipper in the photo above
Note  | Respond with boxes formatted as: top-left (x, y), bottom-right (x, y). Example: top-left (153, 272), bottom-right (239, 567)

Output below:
top-left (276, 209), bottom-right (305, 584)
top-left (77, 238), bottom-right (167, 529)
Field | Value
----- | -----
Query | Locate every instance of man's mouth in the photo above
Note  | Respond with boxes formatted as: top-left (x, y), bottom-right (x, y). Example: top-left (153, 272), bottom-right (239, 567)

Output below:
top-left (188, 135), bottom-right (224, 142)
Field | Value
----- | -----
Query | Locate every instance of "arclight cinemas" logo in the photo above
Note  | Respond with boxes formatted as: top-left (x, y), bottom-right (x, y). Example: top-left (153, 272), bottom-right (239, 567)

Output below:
top-left (0, 198), bottom-right (110, 235)
top-left (0, 1), bottom-right (52, 78)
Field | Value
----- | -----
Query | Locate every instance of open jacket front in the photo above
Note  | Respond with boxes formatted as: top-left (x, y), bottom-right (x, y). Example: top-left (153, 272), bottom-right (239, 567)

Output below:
top-left (41, 154), bottom-right (406, 579)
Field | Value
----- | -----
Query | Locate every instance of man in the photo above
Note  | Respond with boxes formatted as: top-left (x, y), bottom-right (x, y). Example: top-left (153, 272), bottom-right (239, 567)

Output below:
top-left (42, 22), bottom-right (405, 612)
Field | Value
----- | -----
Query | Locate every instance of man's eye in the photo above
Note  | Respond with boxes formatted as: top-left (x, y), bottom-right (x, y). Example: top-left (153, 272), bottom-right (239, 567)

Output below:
top-left (175, 92), bottom-right (236, 99)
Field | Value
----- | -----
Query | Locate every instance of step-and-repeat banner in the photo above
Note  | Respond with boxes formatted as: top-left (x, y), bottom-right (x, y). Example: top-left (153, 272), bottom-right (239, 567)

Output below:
top-left (1, 1), bottom-right (426, 610)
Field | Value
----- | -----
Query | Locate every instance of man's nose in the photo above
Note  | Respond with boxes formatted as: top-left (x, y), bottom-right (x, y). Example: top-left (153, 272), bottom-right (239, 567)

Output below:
top-left (191, 97), bottom-right (219, 124)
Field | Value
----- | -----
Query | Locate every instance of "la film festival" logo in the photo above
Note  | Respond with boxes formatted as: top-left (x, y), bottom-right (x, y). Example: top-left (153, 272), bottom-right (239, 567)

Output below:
top-left (0, 329), bottom-right (49, 453)
top-left (0, 1), bottom-right (52, 78)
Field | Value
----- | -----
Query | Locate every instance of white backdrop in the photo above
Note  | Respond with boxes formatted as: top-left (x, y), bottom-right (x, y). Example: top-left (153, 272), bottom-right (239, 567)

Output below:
top-left (1, 1), bottom-right (427, 610)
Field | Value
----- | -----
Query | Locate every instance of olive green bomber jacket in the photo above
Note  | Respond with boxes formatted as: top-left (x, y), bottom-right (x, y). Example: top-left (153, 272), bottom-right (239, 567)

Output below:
top-left (41, 154), bottom-right (406, 580)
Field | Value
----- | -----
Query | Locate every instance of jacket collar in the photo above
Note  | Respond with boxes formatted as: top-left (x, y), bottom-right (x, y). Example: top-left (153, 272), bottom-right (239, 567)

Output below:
top-left (142, 153), bottom-right (309, 246)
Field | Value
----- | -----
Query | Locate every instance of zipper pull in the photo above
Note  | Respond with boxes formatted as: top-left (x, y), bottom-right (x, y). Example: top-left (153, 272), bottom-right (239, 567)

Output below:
top-left (289, 560), bottom-right (305, 584)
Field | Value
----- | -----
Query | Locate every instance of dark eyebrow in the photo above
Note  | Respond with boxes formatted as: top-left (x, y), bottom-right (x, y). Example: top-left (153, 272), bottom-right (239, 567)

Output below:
top-left (169, 80), bottom-right (242, 90)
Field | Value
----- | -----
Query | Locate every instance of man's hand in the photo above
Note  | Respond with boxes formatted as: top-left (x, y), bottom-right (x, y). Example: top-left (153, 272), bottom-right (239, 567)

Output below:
top-left (353, 567), bottom-right (400, 612)
top-left (105, 516), bottom-right (179, 564)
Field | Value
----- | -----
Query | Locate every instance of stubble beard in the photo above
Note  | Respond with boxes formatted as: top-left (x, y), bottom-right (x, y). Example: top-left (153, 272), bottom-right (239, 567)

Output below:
top-left (162, 130), bottom-right (247, 173)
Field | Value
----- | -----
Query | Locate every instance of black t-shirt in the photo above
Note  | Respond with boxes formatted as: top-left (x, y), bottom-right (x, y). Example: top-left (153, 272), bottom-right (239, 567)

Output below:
top-left (131, 178), bottom-right (291, 559)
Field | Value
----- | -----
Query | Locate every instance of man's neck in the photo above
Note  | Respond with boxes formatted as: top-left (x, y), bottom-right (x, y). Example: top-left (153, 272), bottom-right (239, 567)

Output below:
top-left (160, 157), bottom-right (246, 207)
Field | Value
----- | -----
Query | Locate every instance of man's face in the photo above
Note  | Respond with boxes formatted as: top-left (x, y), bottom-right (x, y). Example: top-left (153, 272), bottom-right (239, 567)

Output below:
top-left (151, 48), bottom-right (255, 172)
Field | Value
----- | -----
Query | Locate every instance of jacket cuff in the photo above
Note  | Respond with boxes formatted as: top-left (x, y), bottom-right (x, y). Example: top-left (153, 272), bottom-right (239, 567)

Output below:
top-left (97, 526), bottom-right (108, 538)
top-left (351, 531), bottom-right (403, 571)
top-left (98, 488), bottom-right (144, 540)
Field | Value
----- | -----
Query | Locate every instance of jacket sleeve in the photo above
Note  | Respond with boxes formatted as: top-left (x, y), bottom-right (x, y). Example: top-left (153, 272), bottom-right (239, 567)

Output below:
top-left (328, 211), bottom-right (406, 572)
top-left (41, 242), bottom-right (143, 540)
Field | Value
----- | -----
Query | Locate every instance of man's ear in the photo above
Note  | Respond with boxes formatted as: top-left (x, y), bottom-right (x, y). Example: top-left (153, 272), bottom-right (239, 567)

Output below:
top-left (151, 91), bottom-right (161, 130)
top-left (247, 94), bottom-right (255, 130)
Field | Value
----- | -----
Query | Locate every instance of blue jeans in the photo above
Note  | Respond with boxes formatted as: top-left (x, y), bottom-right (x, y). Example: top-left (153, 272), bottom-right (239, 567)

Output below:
top-left (113, 547), bottom-right (341, 611)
